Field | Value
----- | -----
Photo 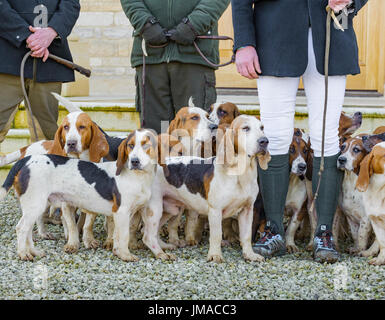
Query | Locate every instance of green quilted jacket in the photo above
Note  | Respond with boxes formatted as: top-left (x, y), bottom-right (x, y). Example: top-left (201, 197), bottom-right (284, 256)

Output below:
top-left (120, 0), bottom-right (230, 69)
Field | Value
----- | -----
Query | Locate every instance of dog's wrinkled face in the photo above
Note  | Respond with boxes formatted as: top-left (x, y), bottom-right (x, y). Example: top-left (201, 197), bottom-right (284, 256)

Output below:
top-left (356, 142), bottom-right (385, 192)
top-left (209, 102), bottom-right (240, 126)
top-left (339, 111), bottom-right (362, 138)
top-left (231, 115), bottom-right (268, 157)
top-left (57, 112), bottom-right (93, 155)
top-left (116, 129), bottom-right (157, 174)
top-left (168, 107), bottom-right (218, 143)
top-left (289, 131), bottom-right (309, 177)
top-left (337, 137), bottom-right (367, 173)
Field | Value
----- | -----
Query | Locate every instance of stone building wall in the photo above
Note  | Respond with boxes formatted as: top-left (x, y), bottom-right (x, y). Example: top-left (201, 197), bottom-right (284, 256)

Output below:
top-left (63, 0), bottom-right (135, 97)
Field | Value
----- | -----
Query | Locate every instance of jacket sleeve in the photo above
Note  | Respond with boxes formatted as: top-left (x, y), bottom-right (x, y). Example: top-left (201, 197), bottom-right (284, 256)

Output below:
top-left (48, 0), bottom-right (81, 40)
top-left (231, 0), bottom-right (256, 51)
top-left (187, 0), bottom-right (230, 35)
top-left (120, 0), bottom-right (154, 36)
top-left (0, 0), bottom-right (32, 48)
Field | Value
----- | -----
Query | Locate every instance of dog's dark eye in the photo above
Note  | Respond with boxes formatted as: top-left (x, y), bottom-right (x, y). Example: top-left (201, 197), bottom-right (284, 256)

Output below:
top-left (353, 147), bottom-right (361, 153)
top-left (178, 151), bottom-right (183, 156)
top-left (128, 144), bottom-right (135, 149)
top-left (79, 125), bottom-right (85, 130)
top-left (303, 148), bottom-right (308, 155)
top-left (340, 144), bottom-right (346, 151)
top-left (218, 109), bottom-right (227, 116)
top-left (242, 126), bottom-right (250, 132)
top-left (191, 115), bottom-right (200, 121)
top-left (260, 125), bottom-right (264, 131)
top-left (289, 146), bottom-right (295, 154)
top-left (64, 125), bottom-right (69, 131)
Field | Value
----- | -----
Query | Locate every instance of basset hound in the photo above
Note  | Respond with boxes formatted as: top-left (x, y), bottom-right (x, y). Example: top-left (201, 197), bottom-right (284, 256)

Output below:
top-left (356, 142), bottom-right (385, 265)
top-left (0, 100), bottom-right (109, 243)
top-left (165, 104), bottom-right (218, 246)
top-left (143, 115), bottom-right (270, 263)
top-left (336, 135), bottom-right (373, 254)
top-left (284, 128), bottom-right (313, 253)
top-left (0, 129), bottom-right (158, 262)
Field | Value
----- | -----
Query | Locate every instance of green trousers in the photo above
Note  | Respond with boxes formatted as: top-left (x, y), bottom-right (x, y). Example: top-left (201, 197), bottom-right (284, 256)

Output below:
top-left (0, 73), bottom-right (62, 143)
top-left (135, 62), bottom-right (217, 133)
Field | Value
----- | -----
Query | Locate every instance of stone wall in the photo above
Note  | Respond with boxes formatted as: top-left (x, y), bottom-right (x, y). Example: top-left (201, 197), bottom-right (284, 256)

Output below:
top-left (63, 0), bottom-right (135, 97)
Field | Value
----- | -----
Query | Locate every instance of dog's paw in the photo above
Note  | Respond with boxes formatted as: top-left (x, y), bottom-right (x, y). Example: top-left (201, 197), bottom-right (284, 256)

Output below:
top-left (185, 239), bottom-right (199, 246)
top-left (160, 241), bottom-right (177, 250)
top-left (286, 244), bottom-right (299, 254)
top-left (156, 252), bottom-right (177, 261)
top-left (129, 240), bottom-right (144, 250)
top-left (19, 252), bottom-right (35, 261)
top-left (368, 257), bottom-right (385, 266)
top-left (243, 252), bottom-right (264, 262)
top-left (207, 254), bottom-right (224, 263)
top-left (169, 239), bottom-right (187, 248)
top-left (113, 248), bottom-right (139, 262)
top-left (39, 232), bottom-right (56, 240)
top-left (347, 246), bottom-right (359, 255)
top-left (103, 239), bottom-right (114, 251)
top-left (84, 238), bottom-right (100, 250)
top-left (305, 243), bottom-right (313, 251)
top-left (63, 243), bottom-right (79, 254)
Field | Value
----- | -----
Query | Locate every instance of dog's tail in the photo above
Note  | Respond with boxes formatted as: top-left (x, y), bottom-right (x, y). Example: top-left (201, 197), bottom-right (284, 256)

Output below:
top-left (51, 92), bottom-right (82, 113)
top-left (0, 149), bottom-right (23, 167)
top-left (0, 156), bottom-right (30, 201)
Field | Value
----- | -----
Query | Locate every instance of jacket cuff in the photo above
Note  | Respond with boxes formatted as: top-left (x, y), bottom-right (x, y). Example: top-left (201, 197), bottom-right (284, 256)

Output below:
top-left (12, 29), bottom-right (32, 48)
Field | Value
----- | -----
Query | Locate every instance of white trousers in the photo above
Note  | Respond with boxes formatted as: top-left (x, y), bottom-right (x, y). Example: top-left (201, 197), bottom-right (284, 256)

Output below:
top-left (257, 29), bottom-right (346, 157)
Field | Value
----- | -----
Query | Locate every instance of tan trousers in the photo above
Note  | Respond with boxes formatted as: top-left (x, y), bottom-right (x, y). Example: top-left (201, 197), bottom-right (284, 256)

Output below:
top-left (0, 73), bottom-right (62, 143)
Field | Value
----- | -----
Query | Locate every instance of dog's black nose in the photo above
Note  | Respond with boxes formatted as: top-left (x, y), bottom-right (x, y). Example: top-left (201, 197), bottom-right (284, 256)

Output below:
top-left (338, 156), bottom-right (347, 165)
top-left (354, 111), bottom-right (362, 117)
top-left (209, 123), bottom-right (218, 131)
top-left (362, 135), bottom-right (369, 141)
top-left (298, 163), bottom-right (306, 172)
top-left (131, 157), bottom-right (140, 168)
top-left (258, 137), bottom-right (269, 149)
top-left (66, 140), bottom-right (77, 150)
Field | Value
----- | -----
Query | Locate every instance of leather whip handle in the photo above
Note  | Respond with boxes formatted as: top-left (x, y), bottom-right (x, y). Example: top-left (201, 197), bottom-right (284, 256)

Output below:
top-left (49, 53), bottom-right (92, 78)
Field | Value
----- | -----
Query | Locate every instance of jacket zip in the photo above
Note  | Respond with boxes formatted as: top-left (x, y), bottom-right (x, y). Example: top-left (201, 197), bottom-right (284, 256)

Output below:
top-left (166, 0), bottom-right (172, 63)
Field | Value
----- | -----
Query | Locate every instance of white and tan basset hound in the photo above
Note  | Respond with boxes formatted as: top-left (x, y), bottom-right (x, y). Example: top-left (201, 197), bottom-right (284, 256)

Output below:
top-left (336, 135), bottom-right (373, 254)
top-left (0, 129), bottom-right (158, 262)
top-left (356, 141), bottom-right (385, 265)
top-left (142, 115), bottom-right (270, 263)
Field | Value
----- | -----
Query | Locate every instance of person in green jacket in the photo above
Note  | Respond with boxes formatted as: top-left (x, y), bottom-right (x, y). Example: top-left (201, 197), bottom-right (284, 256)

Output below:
top-left (120, 0), bottom-right (230, 133)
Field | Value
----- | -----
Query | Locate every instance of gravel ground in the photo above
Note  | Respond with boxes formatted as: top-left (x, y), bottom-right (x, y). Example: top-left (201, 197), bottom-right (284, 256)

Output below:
top-left (1, 191), bottom-right (385, 300)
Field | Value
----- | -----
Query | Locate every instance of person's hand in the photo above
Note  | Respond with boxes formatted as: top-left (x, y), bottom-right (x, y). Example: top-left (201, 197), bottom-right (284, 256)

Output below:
top-left (169, 19), bottom-right (197, 46)
top-left (328, 0), bottom-right (351, 12)
top-left (141, 20), bottom-right (168, 46)
top-left (235, 46), bottom-right (261, 79)
top-left (31, 48), bottom-right (50, 62)
top-left (27, 26), bottom-right (57, 61)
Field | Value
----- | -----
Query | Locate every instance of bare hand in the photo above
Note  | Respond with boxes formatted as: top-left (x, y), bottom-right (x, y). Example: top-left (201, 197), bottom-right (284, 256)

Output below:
top-left (235, 46), bottom-right (261, 80)
top-left (329, 0), bottom-right (351, 12)
top-left (27, 26), bottom-right (57, 53)
top-left (31, 48), bottom-right (50, 62)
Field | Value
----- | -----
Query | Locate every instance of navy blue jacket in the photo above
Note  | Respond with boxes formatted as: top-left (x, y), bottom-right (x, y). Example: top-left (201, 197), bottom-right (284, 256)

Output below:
top-left (0, 0), bottom-right (80, 83)
top-left (231, 0), bottom-right (368, 76)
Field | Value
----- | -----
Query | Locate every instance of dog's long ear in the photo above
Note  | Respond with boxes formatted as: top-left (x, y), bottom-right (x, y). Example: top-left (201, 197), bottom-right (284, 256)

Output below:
top-left (217, 128), bottom-right (236, 167)
top-left (356, 152), bottom-right (374, 192)
top-left (233, 104), bottom-right (241, 119)
top-left (167, 116), bottom-right (181, 137)
top-left (116, 139), bottom-right (128, 175)
top-left (89, 122), bottom-right (109, 163)
top-left (305, 143), bottom-right (314, 181)
top-left (257, 151), bottom-right (271, 170)
top-left (49, 125), bottom-right (66, 156)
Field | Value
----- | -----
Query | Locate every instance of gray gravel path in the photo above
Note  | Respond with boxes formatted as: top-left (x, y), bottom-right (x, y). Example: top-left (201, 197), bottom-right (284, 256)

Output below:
top-left (1, 191), bottom-right (384, 300)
